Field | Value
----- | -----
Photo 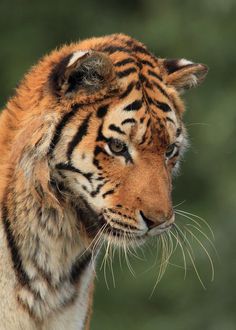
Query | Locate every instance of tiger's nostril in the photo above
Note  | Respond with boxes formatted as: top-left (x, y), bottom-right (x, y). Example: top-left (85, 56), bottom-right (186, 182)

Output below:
top-left (139, 211), bottom-right (155, 229)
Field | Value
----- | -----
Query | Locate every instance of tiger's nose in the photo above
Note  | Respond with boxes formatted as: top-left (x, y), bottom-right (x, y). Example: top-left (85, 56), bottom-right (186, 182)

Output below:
top-left (140, 210), bottom-right (175, 229)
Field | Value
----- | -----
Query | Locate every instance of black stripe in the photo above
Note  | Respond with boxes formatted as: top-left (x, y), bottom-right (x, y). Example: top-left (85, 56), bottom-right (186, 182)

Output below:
top-left (147, 69), bottom-right (162, 81)
top-left (140, 59), bottom-right (155, 68)
top-left (176, 127), bottom-right (182, 137)
top-left (97, 105), bottom-right (109, 118)
top-left (146, 118), bottom-right (151, 127)
top-left (49, 54), bottom-right (72, 95)
top-left (109, 124), bottom-right (125, 135)
top-left (102, 189), bottom-right (115, 198)
top-left (143, 80), bottom-right (152, 89)
top-left (136, 81), bottom-right (141, 90)
top-left (111, 219), bottom-right (139, 231)
top-left (117, 67), bottom-right (137, 79)
top-left (70, 252), bottom-right (92, 285)
top-left (31, 259), bottom-right (53, 287)
top-left (119, 81), bottom-right (135, 99)
top-left (94, 145), bottom-right (105, 156)
top-left (67, 113), bottom-right (92, 161)
top-left (48, 103), bottom-right (81, 155)
top-left (140, 117), bottom-right (145, 124)
top-left (114, 58), bottom-right (135, 67)
top-left (136, 61), bottom-right (143, 70)
top-left (146, 96), bottom-right (155, 106)
top-left (139, 73), bottom-right (147, 84)
top-left (138, 73), bottom-right (156, 90)
top-left (125, 41), bottom-right (158, 63)
top-left (123, 150), bottom-right (133, 164)
top-left (96, 176), bottom-right (105, 181)
top-left (94, 145), bottom-right (110, 158)
top-left (55, 163), bottom-right (93, 182)
top-left (151, 80), bottom-right (170, 100)
top-left (132, 45), bottom-right (150, 55)
top-left (91, 183), bottom-right (105, 197)
top-left (2, 203), bottom-right (30, 287)
top-left (139, 132), bottom-right (147, 145)
top-left (124, 99), bottom-right (143, 111)
top-left (166, 117), bottom-right (175, 124)
top-left (121, 118), bottom-right (136, 125)
top-left (102, 45), bottom-right (130, 54)
top-left (96, 123), bottom-right (108, 142)
top-left (56, 162), bottom-right (82, 173)
top-left (156, 101), bottom-right (172, 112)
top-left (93, 158), bottom-right (102, 170)
top-left (147, 96), bottom-right (171, 112)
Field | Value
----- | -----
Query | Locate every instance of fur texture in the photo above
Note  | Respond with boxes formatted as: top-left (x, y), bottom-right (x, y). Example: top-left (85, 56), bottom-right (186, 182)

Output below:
top-left (0, 34), bottom-right (207, 329)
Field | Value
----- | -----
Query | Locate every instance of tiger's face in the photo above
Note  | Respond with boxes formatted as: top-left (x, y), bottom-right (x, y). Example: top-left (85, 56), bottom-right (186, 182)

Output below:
top-left (46, 34), bottom-right (207, 245)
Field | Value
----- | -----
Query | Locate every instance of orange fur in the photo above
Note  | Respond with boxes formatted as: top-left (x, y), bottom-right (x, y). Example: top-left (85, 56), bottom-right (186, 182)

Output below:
top-left (0, 34), bottom-right (207, 329)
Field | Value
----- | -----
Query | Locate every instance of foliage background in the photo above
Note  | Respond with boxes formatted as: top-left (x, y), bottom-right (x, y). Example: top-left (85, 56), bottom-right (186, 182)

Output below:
top-left (1, 0), bottom-right (236, 329)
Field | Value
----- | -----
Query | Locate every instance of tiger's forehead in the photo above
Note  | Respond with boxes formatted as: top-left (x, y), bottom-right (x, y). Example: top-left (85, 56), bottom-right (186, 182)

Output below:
top-left (100, 57), bottom-right (181, 147)
top-left (102, 109), bottom-right (179, 150)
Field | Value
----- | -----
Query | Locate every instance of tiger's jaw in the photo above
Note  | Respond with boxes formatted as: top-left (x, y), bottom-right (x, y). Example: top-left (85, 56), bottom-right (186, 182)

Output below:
top-left (88, 207), bottom-right (175, 248)
top-left (100, 219), bottom-right (174, 249)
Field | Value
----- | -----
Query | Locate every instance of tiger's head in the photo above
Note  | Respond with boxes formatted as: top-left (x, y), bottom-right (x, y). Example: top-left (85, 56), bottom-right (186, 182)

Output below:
top-left (7, 34), bottom-right (207, 247)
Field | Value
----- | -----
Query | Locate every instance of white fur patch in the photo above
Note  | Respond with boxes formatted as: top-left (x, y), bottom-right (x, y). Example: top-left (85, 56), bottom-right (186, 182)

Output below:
top-left (178, 58), bottom-right (193, 67)
top-left (67, 50), bottom-right (90, 67)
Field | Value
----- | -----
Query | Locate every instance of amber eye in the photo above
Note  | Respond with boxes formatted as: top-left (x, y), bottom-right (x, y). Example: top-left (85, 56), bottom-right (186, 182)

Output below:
top-left (165, 144), bottom-right (176, 158)
top-left (108, 138), bottom-right (127, 155)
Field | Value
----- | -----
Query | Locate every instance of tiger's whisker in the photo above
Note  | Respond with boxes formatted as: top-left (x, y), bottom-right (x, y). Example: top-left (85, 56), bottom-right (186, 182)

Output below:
top-left (176, 209), bottom-right (214, 239)
top-left (175, 210), bottom-right (202, 229)
top-left (174, 223), bottom-right (194, 255)
top-left (185, 223), bottom-right (218, 257)
top-left (186, 246), bottom-right (206, 289)
top-left (170, 229), bottom-right (187, 278)
top-left (184, 226), bottom-right (215, 282)
top-left (173, 200), bottom-right (186, 208)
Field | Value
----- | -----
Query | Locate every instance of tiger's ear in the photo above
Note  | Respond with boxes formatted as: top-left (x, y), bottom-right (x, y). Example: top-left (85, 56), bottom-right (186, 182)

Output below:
top-left (160, 59), bottom-right (208, 93)
top-left (50, 50), bottom-right (114, 96)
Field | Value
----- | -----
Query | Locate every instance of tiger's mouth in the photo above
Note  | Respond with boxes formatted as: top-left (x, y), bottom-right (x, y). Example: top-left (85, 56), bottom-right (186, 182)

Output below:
top-left (104, 220), bottom-right (172, 241)
top-left (146, 214), bottom-right (175, 237)
top-left (95, 210), bottom-right (174, 247)
top-left (76, 198), bottom-right (174, 247)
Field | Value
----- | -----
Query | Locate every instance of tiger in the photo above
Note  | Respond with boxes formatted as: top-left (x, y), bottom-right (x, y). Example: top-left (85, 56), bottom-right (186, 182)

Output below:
top-left (0, 33), bottom-right (208, 329)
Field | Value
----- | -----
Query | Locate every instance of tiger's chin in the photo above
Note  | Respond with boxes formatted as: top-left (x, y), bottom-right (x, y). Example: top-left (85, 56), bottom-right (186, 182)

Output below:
top-left (102, 226), bottom-right (147, 248)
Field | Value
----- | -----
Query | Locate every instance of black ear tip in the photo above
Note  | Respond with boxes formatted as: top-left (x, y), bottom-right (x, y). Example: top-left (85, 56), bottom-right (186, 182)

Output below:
top-left (163, 59), bottom-right (209, 76)
top-left (163, 59), bottom-right (181, 74)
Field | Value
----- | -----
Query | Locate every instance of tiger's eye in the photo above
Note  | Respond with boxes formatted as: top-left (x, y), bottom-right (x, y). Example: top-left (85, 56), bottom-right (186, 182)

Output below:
top-left (108, 139), bottom-right (127, 154)
top-left (165, 144), bottom-right (176, 158)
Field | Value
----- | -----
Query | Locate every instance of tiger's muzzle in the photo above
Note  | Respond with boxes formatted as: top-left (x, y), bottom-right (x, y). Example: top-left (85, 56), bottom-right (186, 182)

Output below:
top-left (139, 211), bottom-right (175, 237)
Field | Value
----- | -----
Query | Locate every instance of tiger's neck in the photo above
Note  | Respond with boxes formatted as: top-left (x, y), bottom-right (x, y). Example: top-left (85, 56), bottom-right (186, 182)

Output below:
top-left (1, 173), bottom-right (97, 327)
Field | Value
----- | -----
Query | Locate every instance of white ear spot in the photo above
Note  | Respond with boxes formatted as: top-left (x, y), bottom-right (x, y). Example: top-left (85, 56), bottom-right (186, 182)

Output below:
top-left (67, 50), bottom-right (90, 67)
top-left (178, 59), bottom-right (193, 66)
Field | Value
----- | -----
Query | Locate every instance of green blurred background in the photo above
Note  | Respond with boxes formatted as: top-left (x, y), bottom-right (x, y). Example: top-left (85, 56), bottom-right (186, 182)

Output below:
top-left (1, 0), bottom-right (236, 329)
